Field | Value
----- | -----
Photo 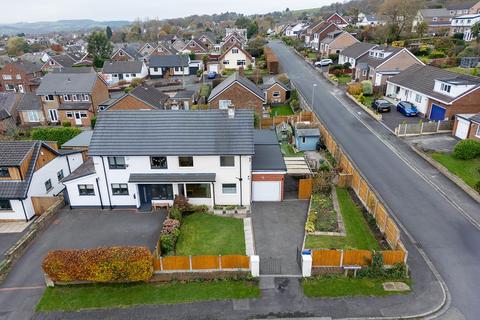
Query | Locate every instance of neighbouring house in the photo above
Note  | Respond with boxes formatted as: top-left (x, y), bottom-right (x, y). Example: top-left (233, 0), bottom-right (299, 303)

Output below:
top-left (208, 71), bottom-right (266, 112)
top-left (354, 45), bottom-right (424, 87)
top-left (139, 43), bottom-right (156, 57)
top-left (197, 33), bottom-right (217, 50)
top-left (62, 109), bottom-right (255, 210)
top-left (294, 126), bottom-right (321, 151)
top-left (53, 66), bottom-right (95, 74)
top-left (165, 90), bottom-right (195, 110)
top-left (148, 55), bottom-right (190, 78)
top-left (356, 15), bottom-right (383, 27)
top-left (61, 130), bottom-right (93, 160)
top-left (251, 130), bottom-right (287, 202)
top-left (0, 93), bottom-right (19, 133)
top-left (101, 60), bottom-right (148, 86)
top-left (452, 114), bottom-right (480, 140)
top-left (284, 22), bottom-right (309, 37)
top-left (42, 54), bottom-right (77, 72)
top-left (36, 72), bottom-right (109, 127)
top-left (0, 61), bottom-right (43, 93)
top-left (220, 35), bottom-right (245, 52)
top-left (450, 14), bottom-right (480, 41)
top-left (386, 64), bottom-right (480, 120)
top-left (447, 1), bottom-right (480, 16)
top-left (147, 42), bottom-right (178, 58)
top-left (17, 93), bottom-right (45, 126)
top-left (0, 141), bottom-right (83, 221)
top-left (338, 42), bottom-right (378, 68)
top-left (172, 39), bottom-right (187, 52)
top-left (324, 12), bottom-right (349, 28)
top-left (413, 9), bottom-right (451, 35)
top-left (182, 38), bottom-right (209, 55)
top-left (225, 28), bottom-right (248, 42)
top-left (261, 77), bottom-right (290, 104)
top-left (319, 30), bottom-right (359, 57)
top-left (218, 43), bottom-right (254, 71)
top-left (100, 84), bottom-right (170, 111)
top-left (309, 22), bottom-right (341, 51)
top-left (110, 46), bottom-right (143, 62)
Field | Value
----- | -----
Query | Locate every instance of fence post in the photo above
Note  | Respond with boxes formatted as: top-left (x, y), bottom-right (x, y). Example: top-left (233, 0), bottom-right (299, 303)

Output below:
top-left (437, 121), bottom-right (441, 132)
top-left (420, 121), bottom-right (424, 134)
top-left (189, 255), bottom-right (192, 271)
top-left (219, 255), bottom-right (222, 270)
top-left (339, 249), bottom-right (344, 267)
top-left (160, 256), bottom-right (163, 271)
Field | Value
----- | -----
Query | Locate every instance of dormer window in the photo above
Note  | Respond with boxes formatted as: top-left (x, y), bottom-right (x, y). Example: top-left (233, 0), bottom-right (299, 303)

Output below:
top-left (440, 83), bottom-right (451, 93)
top-left (232, 48), bottom-right (239, 54)
top-left (0, 167), bottom-right (10, 178)
top-left (119, 51), bottom-right (124, 56)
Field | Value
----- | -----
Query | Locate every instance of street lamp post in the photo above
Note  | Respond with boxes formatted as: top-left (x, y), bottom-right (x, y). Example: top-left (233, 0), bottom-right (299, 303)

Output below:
top-left (311, 83), bottom-right (317, 109)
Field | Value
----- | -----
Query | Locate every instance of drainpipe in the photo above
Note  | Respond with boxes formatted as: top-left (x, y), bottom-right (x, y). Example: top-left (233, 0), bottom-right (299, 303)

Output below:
top-left (239, 155), bottom-right (243, 206)
top-left (211, 182), bottom-right (216, 207)
top-left (96, 177), bottom-right (104, 209)
top-left (66, 155), bottom-right (72, 174)
top-left (20, 199), bottom-right (28, 222)
top-left (101, 157), bottom-right (112, 209)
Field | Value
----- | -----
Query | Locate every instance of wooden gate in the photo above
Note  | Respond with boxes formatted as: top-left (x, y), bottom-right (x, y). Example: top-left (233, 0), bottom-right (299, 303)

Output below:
top-left (31, 196), bottom-right (61, 216)
top-left (298, 178), bottom-right (313, 199)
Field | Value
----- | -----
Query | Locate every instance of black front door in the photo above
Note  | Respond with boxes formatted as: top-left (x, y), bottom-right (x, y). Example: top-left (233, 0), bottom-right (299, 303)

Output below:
top-left (139, 185), bottom-right (153, 211)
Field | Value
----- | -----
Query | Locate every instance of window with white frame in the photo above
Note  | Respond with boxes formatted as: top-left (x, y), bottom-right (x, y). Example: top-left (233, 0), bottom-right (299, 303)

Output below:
top-left (15, 74), bottom-right (21, 80)
top-left (237, 60), bottom-right (246, 66)
top-left (119, 51), bottom-right (124, 56)
top-left (440, 83), bottom-right (451, 93)
top-left (415, 94), bottom-right (422, 103)
top-left (223, 60), bottom-right (230, 65)
top-left (78, 184), bottom-right (95, 196)
top-left (111, 183), bottom-right (129, 195)
top-left (2, 74), bottom-right (12, 80)
top-left (219, 100), bottom-right (231, 109)
top-left (5, 84), bottom-right (15, 91)
top-left (80, 112), bottom-right (87, 118)
top-left (66, 112), bottom-right (73, 119)
top-left (132, 73), bottom-right (137, 77)
top-left (45, 95), bottom-right (54, 101)
top-left (220, 156), bottom-right (235, 167)
top-left (48, 109), bottom-right (58, 122)
top-left (272, 91), bottom-right (281, 98)
top-left (72, 94), bottom-right (79, 101)
top-left (27, 111), bottom-right (40, 122)
top-left (222, 183), bottom-right (237, 194)
top-left (57, 169), bottom-right (64, 182)
top-left (0, 200), bottom-right (12, 211)
top-left (232, 48), bottom-right (239, 54)
top-left (45, 179), bottom-right (53, 192)
top-left (362, 69), bottom-right (367, 76)
top-left (83, 94), bottom-right (90, 101)
top-left (63, 94), bottom-right (71, 101)
top-left (476, 125), bottom-right (480, 138)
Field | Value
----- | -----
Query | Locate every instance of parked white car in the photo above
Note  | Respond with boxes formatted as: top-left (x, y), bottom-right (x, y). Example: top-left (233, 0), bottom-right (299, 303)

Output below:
top-left (314, 59), bottom-right (333, 67)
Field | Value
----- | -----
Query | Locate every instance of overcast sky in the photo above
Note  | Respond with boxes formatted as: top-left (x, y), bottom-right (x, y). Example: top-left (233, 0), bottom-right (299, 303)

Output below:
top-left (0, 0), bottom-right (338, 24)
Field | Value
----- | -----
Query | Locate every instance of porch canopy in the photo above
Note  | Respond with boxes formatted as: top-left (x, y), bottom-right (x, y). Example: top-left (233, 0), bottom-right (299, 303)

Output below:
top-left (128, 173), bottom-right (216, 183)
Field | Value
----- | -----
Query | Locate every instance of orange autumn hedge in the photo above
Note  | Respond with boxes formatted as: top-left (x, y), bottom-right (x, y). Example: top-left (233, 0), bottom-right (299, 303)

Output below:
top-left (42, 246), bottom-right (153, 283)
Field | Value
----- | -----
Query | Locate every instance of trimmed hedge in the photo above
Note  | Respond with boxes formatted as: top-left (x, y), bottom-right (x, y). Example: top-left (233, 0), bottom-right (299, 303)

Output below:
top-left (347, 83), bottom-right (362, 96)
top-left (42, 247), bottom-right (153, 283)
top-left (453, 139), bottom-right (480, 160)
top-left (31, 127), bottom-right (82, 146)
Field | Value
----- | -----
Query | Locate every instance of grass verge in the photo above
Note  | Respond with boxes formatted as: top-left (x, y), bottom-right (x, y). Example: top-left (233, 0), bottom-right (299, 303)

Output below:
top-left (305, 188), bottom-right (380, 250)
top-left (302, 276), bottom-right (410, 297)
top-left (36, 280), bottom-right (260, 312)
top-left (270, 104), bottom-right (294, 117)
top-left (175, 213), bottom-right (245, 255)
top-left (430, 152), bottom-right (480, 188)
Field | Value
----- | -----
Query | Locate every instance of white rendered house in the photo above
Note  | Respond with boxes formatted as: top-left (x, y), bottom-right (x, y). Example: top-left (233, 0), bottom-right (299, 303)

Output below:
top-left (101, 60), bottom-right (148, 85)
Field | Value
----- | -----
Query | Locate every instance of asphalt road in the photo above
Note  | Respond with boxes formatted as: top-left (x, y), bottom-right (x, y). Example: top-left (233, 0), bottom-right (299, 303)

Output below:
top-left (269, 40), bottom-right (480, 320)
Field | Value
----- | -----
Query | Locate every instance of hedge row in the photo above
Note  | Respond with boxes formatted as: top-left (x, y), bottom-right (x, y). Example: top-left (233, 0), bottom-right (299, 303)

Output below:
top-left (42, 246), bottom-right (153, 283)
top-left (31, 127), bottom-right (82, 146)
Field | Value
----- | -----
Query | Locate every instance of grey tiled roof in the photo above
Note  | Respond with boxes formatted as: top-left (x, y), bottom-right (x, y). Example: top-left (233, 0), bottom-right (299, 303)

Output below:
top-left (356, 45), bottom-right (403, 68)
top-left (89, 109), bottom-right (255, 156)
top-left (129, 173), bottom-right (216, 183)
top-left (252, 130), bottom-right (286, 172)
top-left (36, 73), bottom-right (99, 95)
top-left (0, 93), bottom-right (18, 116)
top-left (387, 64), bottom-right (480, 103)
top-left (102, 60), bottom-right (144, 74)
top-left (340, 42), bottom-right (377, 59)
top-left (261, 77), bottom-right (290, 91)
top-left (17, 93), bottom-right (41, 111)
top-left (51, 54), bottom-right (76, 67)
top-left (420, 8), bottom-right (450, 17)
top-left (129, 85), bottom-right (170, 109)
top-left (296, 128), bottom-right (320, 137)
top-left (61, 130), bottom-right (93, 148)
top-left (471, 114), bottom-right (480, 124)
top-left (58, 103), bottom-right (91, 110)
top-left (63, 158), bottom-right (95, 182)
top-left (0, 141), bottom-right (35, 166)
top-left (115, 46), bottom-right (142, 60)
top-left (53, 67), bottom-right (94, 74)
top-left (12, 60), bottom-right (42, 74)
top-left (208, 72), bottom-right (265, 102)
top-left (148, 55), bottom-right (189, 68)
top-left (448, 1), bottom-right (477, 10)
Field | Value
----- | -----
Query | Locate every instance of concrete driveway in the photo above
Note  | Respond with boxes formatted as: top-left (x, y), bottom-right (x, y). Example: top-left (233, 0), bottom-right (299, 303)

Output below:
top-left (0, 208), bottom-right (165, 320)
top-left (381, 108), bottom-right (419, 132)
top-left (251, 201), bottom-right (308, 275)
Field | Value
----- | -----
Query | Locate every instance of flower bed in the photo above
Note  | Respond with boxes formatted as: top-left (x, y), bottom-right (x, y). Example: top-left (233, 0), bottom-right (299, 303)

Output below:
top-left (305, 192), bottom-right (339, 234)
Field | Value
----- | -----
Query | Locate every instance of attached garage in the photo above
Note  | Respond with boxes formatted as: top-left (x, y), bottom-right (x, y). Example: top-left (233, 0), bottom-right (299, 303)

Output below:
top-left (252, 180), bottom-right (282, 202)
top-left (453, 114), bottom-right (476, 140)
top-left (429, 103), bottom-right (446, 120)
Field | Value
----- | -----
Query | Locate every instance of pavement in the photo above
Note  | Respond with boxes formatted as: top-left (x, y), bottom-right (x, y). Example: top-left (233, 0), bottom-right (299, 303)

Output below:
top-left (405, 133), bottom-right (459, 153)
top-left (269, 40), bottom-right (480, 320)
top-left (251, 201), bottom-right (309, 275)
top-left (0, 208), bottom-right (165, 320)
top-left (380, 108), bottom-right (420, 131)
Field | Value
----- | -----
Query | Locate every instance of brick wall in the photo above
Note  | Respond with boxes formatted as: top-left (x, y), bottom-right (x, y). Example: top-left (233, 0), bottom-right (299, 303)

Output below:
top-left (108, 95), bottom-right (155, 110)
top-left (266, 84), bottom-right (287, 103)
top-left (0, 63), bottom-right (39, 93)
top-left (427, 89), bottom-right (480, 119)
top-left (91, 77), bottom-right (110, 112)
top-left (468, 122), bottom-right (480, 140)
top-left (209, 83), bottom-right (264, 112)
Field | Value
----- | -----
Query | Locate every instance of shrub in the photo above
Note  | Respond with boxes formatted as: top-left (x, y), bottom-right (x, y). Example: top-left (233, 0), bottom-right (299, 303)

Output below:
top-left (159, 218), bottom-right (181, 255)
top-left (305, 211), bottom-right (317, 233)
top-left (62, 121), bottom-right (71, 127)
top-left (361, 80), bottom-right (373, 96)
top-left (474, 181), bottom-right (480, 193)
top-left (191, 204), bottom-right (209, 213)
top-left (160, 234), bottom-right (176, 253)
top-left (453, 139), bottom-right (480, 160)
top-left (173, 195), bottom-right (191, 213)
top-left (161, 218), bottom-right (181, 236)
top-left (428, 51), bottom-right (446, 59)
top-left (347, 83), bottom-right (362, 96)
top-left (30, 127), bottom-right (82, 146)
top-left (42, 246), bottom-right (153, 283)
top-left (90, 116), bottom-right (97, 129)
top-left (169, 207), bottom-right (183, 221)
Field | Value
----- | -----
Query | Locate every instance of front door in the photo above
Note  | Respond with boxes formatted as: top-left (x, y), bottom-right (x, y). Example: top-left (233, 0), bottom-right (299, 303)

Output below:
top-left (139, 185), bottom-right (153, 211)
top-left (74, 112), bottom-right (82, 125)
top-left (118, 73), bottom-right (124, 80)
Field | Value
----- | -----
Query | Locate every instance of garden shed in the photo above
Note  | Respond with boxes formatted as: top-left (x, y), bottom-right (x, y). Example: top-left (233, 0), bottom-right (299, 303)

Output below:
top-left (295, 127), bottom-right (321, 151)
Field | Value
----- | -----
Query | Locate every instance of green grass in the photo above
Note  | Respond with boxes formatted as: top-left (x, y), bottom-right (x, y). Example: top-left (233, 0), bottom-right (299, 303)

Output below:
top-left (281, 143), bottom-right (304, 157)
top-left (305, 188), bottom-right (380, 250)
top-left (199, 84), bottom-right (211, 98)
top-left (222, 68), bottom-right (268, 76)
top-left (362, 95), bottom-right (374, 108)
top-left (302, 276), bottom-right (410, 297)
top-left (335, 74), bottom-right (352, 85)
top-left (445, 67), bottom-right (479, 77)
top-left (36, 280), bottom-right (260, 312)
top-left (307, 52), bottom-right (317, 60)
top-left (430, 152), bottom-right (480, 188)
top-left (175, 213), bottom-right (245, 256)
top-left (270, 104), bottom-right (294, 117)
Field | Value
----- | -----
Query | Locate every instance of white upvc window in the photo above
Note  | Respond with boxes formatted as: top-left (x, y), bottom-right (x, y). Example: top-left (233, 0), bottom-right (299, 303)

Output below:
top-left (272, 91), bottom-right (281, 98)
top-left (83, 94), bottom-right (90, 101)
top-left (219, 100), bottom-right (231, 109)
top-left (5, 84), bottom-right (15, 91)
top-left (415, 94), bottom-right (422, 103)
top-left (222, 183), bottom-right (237, 194)
top-left (232, 48), bottom-right (239, 54)
top-left (72, 94), bottom-right (79, 101)
top-left (66, 112), bottom-right (73, 119)
top-left (44, 95), bottom-right (55, 101)
top-left (2, 74), bottom-right (12, 80)
top-left (63, 94), bottom-right (71, 101)
top-left (48, 109), bottom-right (58, 123)
top-left (441, 83), bottom-right (451, 93)
top-left (80, 112), bottom-right (88, 118)
top-left (27, 111), bottom-right (39, 122)
top-left (476, 125), bottom-right (480, 138)
top-left (15, 74), bottom-right (21, 80)
top-left (223, 60), bottom-right (230, 65)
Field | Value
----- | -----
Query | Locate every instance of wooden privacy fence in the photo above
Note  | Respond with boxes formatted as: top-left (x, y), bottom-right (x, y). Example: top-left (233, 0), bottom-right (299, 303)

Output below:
top-left (312, 249), bottom-right (406, 267)
top-left (298, 178), bottom-right (313, 199)
top-left (31, 196), bottom-right (62, 216)
top-left (260, 111), bottom-right (314, 128)
top-left (153, 255), bottom-right (250, 272)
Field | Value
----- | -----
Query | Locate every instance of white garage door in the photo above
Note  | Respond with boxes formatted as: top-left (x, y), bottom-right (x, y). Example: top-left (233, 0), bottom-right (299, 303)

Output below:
top-left (455, 118), bottom-right (470, 140)
top-left (208, 64), bottom-right (219, 73)
top-left (252, 181), bottom-right (281, 202)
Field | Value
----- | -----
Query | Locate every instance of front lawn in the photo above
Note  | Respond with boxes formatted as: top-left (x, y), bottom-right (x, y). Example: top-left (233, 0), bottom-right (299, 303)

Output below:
top-left (270, 104), bottom-right (294, 117)
top-left (175, 213), bottom-right (245, 256)
top-left (445, 67), bottom-right (480, 77)
top-left (305, 188), bottom-right (380, 250)
top-left (307, 52), bottom-right (317, 60)
top-left (36, 280), bottom-right (260, 312)
top-left (281, 143), bottom-right (304, 157)
top-left (335, 74), bottom-right (352, 85)
top-left (302, 276), bottom-right (410, 297)
top-left (430, 152), bottom-right (480, 188)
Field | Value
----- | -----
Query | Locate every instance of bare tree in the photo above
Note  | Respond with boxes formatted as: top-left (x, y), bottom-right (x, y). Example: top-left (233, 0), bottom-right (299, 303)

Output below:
top-left (380, 0), bottom-right (423, 40)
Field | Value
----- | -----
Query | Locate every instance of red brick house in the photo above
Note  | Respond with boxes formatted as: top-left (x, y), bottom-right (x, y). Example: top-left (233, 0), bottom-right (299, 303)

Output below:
top-left (182, 38), bottom-right (209, 55)
top-left (0, 61), bottom-right (42, 93)
top-left (452, 114), bottom-right (480, 140)
top-left (100, 84), bottom-right (170, 111)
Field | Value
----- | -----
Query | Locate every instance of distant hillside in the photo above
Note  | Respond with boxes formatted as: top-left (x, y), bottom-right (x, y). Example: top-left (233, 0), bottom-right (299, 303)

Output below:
top-left (0, 19), bottom-right (131, 35)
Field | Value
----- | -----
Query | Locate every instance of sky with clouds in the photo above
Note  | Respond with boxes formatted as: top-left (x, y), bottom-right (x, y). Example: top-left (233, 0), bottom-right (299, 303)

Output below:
top-left (0, 0), bottom-right (338, 24)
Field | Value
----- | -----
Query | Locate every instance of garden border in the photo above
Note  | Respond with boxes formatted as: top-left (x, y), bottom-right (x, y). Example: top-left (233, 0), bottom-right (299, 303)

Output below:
top-left (306, 188), bottom-right (346, 237)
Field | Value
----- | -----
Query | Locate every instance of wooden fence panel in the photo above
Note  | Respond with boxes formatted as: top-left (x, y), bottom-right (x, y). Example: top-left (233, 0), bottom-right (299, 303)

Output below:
top-left (221, 255), bottom-right (250, 269)
top-left (375, 204), bottom-right (388, 233)
top-left (385, 218), bottom-right (400, 248)
top-left (162, 256), bottom-right (190, 271)
top-left (343, 250), bottom-right (372, 266)
top-left (367, 191), bottom-right (377, 213)
top-left (31, 196), bottom-right (61, 216)
top-left (298, 178), bottom-right (313, 200)
top-left (191, 255), bottom-right (220, 270)
top-left (153, 258), bottom-right (161, 271)
top-left (358, 179), bottom-right (368, 203)
top-left (382, 250), bottom-right (405, 265)
top-left (312, 250), bottom-right (341, 266)
top-left (352, 170), bottom-right (360, 192)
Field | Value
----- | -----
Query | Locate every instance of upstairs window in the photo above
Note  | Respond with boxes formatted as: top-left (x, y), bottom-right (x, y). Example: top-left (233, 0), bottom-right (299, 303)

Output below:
top-left (57, 169), bottom-right (64, 182)
top-left (45, 179), bottom-right (53, 192)
top-left (440, 83), bottom-right (451, 93)
top-left (178, 156), bottom-right (193, 167)
top-left (0, 200), bottom-right (12, 211)
top-left (232, 48), bottom-right (239, 54)
top-left (83, 94), bottom-right (90, 101)
top-left (63, 94), bottom-right (71, 101)
top-left (151, 156), bottom-right (167, 169)
top-left (220, 156), bottom-right (235, 167)
top-left (0, 167), bottom-right (10, 178)
top-left (45, 95), bottom-right (54, 101)
top-left (2, 74), bottom-right (12, 80)
top-left (108, 156), bottom-right (126, 169)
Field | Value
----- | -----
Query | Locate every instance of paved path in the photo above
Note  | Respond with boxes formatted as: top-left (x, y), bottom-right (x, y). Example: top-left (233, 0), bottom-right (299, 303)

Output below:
top-left (269, 40), bottom-right (480, 320)
top-left (251, 201), bottom-right (308, 275)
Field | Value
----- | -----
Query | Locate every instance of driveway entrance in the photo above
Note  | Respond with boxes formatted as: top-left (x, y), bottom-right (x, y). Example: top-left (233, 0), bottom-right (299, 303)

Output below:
top-left (251, 201), bottom-right (308, 275)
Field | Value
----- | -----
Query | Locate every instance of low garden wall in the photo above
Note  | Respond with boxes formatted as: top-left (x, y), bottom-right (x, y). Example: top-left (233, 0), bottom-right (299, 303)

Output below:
top-left (151, 270), bottom-right (251, 282)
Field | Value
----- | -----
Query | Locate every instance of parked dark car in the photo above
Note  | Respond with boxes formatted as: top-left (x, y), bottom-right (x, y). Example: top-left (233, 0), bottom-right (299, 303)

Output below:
top-left (207, 71), bottom-right (217, 79)
top-left (396, 101), bottom-right (419, 117)
top-left (371, 99), bottom-right (393, 113)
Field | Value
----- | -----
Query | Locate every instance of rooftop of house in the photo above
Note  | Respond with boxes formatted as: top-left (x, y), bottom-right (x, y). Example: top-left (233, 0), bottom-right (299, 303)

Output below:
top-left (17, 92), bottom-right (41, 111)
top-left (148, 55), bottom-right (189, 68)
top-left (102, 60), bottom-right (144, 74)
top-left (127, 84), bottom-right (170, 109)
top-left (53, 66), bottom-right (94, 74)
top-left (114, 46), bottom-right (142, 60)
top-left (0, 141), bottom-right (35, 166)
top-left (62, 130), bottom-right (93, 148)
top-left (252, 129), bottom-right (287, 172)
top-left (388, 64), bottom-right (480, 103)
top-left (36, 72), bottom-right (99, 95)
top-left (88, 109), bottom-right (255, 156)
top-left (0, 93), bottom-right (18, 119)
top-left (260, 77), bottom-right (290, 91)
top-left (63, 157), bottom-right (94, 182)
top-left (340, 42), bottom-right (378, 59)
top-left (9, 60), bottom-right (42, 74)
top-left (419, 8), bottom-right (450, 17)
top-left (208, 71), bottom-right (265, 102)
top-left (50, 54), bottom-right (76, 67)
top-left (448, 1), bottom-right (479, 10)
top-left (357, 45), bottom-right (404, 68)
